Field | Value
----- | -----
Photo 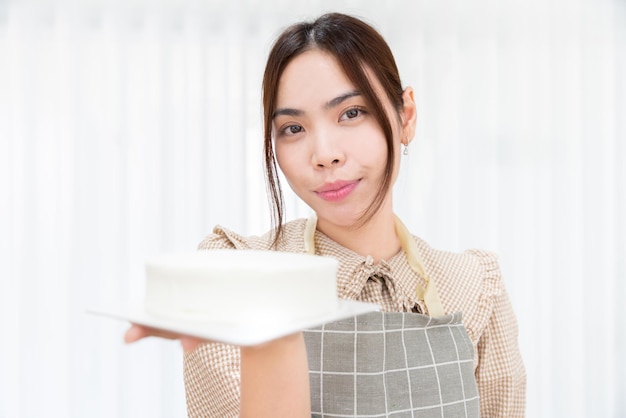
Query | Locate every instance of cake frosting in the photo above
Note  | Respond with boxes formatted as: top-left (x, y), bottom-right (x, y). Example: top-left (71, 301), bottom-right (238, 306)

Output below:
top-left (144, 249), bottom-right (339, 324)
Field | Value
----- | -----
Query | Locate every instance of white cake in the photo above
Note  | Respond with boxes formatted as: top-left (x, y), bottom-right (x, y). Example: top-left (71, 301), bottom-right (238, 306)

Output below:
top-left (143, 249), bottom-right (339, 324)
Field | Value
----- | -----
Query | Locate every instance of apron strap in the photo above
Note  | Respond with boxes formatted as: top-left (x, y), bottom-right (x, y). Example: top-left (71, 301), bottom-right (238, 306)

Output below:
top-left (303, 213), bottom-right (317, 255)
top-left (303, 214), bottom-right (445, 317)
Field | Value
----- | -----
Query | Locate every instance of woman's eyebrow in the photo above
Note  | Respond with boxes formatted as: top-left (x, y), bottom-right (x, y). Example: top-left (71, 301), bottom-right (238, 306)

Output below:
top-left (272, 90), bottom-right (362, 120)
top-left (324, 90), bottom-right (361, 109)
top-left (272, 108), bottom-right (302, 119)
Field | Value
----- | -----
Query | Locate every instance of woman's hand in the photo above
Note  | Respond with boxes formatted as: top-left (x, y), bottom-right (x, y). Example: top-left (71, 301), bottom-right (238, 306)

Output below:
top-left (124, 324), bottom-right (206, 352)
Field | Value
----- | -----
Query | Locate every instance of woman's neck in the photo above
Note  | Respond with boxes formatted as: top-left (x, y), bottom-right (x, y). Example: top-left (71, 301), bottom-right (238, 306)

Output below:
top-left (315, 210), bottom-right (401, 264)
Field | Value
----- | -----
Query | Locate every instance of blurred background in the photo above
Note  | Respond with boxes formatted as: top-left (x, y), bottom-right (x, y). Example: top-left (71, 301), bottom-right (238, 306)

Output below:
top-left (1, 0), bottom-right (624, 416)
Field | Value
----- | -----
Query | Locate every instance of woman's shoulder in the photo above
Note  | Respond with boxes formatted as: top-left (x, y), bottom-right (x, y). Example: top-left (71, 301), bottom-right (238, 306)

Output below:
top-left (197, 218), bottom-right (308, 252)
top-left (413, 236), bottom-right (502, 287)
top-left (413, 235), bottom-right (504, 341)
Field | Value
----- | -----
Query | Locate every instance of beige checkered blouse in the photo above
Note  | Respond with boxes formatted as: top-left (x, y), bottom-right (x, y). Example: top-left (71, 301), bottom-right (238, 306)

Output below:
top-left (184, 218), bottom-right (526, 417)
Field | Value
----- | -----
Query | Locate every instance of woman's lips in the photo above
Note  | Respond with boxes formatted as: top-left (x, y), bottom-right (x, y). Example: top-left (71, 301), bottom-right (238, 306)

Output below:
top-left (314, 180), bottom-right (360, 202)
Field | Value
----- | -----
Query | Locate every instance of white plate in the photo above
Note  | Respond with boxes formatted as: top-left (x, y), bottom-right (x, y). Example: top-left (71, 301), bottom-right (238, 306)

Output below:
top-left (87, 300), bottom-right (380, 346)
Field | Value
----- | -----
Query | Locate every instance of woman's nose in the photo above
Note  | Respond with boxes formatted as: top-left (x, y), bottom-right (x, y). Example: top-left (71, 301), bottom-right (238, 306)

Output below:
top-left (311, 132), bottom-right (345, 168)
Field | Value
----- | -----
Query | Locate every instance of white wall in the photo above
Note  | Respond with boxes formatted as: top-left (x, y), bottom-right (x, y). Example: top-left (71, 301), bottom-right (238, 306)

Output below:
top-left (1, 0), bottom-right (624, 416)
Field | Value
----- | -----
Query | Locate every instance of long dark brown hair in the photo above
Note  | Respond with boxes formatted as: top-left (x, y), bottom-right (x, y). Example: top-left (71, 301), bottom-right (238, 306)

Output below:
top-left (262, 13), bottom-right (405, 246)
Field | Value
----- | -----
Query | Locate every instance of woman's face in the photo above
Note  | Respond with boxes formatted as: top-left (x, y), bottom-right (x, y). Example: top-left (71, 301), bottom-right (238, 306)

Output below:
top-left (272, 49), bottom-right (413, 229)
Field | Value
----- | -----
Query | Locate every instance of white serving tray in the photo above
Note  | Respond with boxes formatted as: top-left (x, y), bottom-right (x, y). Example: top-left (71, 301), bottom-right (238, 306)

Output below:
top-left (88, 300), bottom-right (379, 346)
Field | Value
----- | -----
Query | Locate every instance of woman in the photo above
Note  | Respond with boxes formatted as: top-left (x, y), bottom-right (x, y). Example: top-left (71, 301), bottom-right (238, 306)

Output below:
top-left (126, 12), bottom-right (526, 417)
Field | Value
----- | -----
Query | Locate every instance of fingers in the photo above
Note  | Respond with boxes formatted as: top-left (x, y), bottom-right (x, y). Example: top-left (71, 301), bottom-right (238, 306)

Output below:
top-left (124, 324), bottom-right (185, 343)
top-left (180, 336), bottom-right (205, 353)
top-left (124, 323), bottom-right (206, 352)
top-left (124, 324), bottom-right (147, 343)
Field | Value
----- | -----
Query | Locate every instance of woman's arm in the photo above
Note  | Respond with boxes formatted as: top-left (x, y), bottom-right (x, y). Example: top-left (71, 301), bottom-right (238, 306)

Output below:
top-left (475, 288), bottom-right (527, 417)
top-left (240, 332), bottom-right (310, 418)
top-left (125, 325), bottom-right (311, 417)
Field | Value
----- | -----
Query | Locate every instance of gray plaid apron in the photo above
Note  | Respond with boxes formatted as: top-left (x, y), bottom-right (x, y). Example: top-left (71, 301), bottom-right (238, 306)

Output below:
top-left (304, 311), bottom-right (480, 418)
top-left (303, 215), bottom-right (480, 417)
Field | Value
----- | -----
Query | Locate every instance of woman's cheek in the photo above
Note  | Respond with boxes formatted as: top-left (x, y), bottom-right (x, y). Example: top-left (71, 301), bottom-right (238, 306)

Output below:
top-left (276, 143), bottom-right (299, 178)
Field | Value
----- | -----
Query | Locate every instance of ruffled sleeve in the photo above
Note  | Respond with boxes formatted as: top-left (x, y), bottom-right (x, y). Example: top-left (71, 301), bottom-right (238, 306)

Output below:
top-left (463, 249), bottom-right (503, 344)
top-left (197, 222), bottom-right (307, 252)
top-left (197, 225), bottom-right (256, 251)
top-left (467, 250), bottom-right (527, 417)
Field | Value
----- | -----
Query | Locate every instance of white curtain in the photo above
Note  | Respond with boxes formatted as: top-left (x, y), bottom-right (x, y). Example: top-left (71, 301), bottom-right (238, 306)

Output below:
top-left (1, 0), bottom-right (624, 417)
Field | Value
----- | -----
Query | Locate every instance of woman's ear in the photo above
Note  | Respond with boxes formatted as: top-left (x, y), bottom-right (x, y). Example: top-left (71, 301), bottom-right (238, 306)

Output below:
top-left (401, 87), bottom-right (417, 145)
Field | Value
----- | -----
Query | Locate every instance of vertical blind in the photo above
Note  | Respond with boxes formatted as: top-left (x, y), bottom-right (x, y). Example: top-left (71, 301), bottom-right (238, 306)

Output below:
top-left (1, 0), bottom-right (624, 417)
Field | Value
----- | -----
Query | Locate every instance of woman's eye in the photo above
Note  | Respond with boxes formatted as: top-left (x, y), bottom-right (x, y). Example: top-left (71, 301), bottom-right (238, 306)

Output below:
top-left (281, 124), bottom-right (303, 136)
top-left (341, 107), bottom-right (364, 121)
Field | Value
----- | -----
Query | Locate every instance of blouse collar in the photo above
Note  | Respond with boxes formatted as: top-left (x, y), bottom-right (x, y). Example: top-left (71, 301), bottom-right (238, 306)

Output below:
top-left (303, 214), bottom-right (444, 316)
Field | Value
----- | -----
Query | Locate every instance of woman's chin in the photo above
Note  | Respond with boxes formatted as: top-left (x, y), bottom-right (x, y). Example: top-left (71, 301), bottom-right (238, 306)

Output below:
top-left (314, 210), bottom-right (366, 231)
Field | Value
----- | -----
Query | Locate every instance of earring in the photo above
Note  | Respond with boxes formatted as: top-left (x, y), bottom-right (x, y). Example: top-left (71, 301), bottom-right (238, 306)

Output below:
top-left (403, 142), bottom-right (409, 156)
